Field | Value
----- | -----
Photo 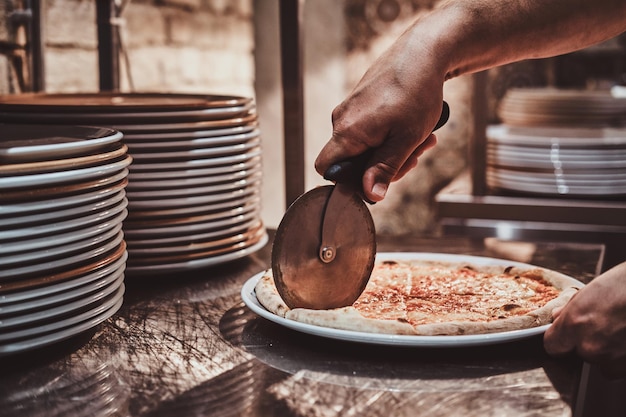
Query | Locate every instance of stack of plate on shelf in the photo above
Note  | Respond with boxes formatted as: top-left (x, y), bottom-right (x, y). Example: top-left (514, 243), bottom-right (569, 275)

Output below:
top-left (486, 124), bottom-right (626, 197)
top-left (0, 124), bottom-right (129, 355)
top-left (497, 87), bottom-right (626, 127)
top-left (487, 87), bottom-right (626, 197)
top-left (0, 93), bottom-right (268, 275)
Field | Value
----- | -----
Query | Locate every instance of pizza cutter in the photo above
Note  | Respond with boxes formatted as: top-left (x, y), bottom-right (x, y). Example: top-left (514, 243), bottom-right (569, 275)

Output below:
top-left (272, 102), bottom-right (450, 310)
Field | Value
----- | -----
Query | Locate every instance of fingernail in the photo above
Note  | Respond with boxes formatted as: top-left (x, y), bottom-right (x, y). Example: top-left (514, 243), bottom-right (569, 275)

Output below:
top-left (372, 183), bottom-right (388, 199)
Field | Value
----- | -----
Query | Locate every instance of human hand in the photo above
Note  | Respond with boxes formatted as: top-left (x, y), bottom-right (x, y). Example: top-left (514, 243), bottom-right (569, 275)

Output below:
top-left (314, 25), bottom-right (448, 203)
top-left (544, 262), bottom-right (626, 379)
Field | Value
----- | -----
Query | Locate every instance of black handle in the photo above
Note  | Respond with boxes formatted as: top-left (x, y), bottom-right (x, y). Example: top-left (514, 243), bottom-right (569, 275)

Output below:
top-left (323, 101), bottom-right (450, 184)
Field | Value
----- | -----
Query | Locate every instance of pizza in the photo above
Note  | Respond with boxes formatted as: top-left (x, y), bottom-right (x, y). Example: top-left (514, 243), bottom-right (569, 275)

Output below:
top-left (254, 256), bottom-right (583, 336)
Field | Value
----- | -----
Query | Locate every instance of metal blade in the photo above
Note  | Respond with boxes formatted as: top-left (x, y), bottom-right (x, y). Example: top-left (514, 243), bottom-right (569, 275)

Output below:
top-left (271, 185), bottom-right (376, 310)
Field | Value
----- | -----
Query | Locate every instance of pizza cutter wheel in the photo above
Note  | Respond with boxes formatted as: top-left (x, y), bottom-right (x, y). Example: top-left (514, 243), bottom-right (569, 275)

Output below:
top-left (271, 184), bottom-right (376, 310)
top-left (271, 101), bottom-right (450, 310)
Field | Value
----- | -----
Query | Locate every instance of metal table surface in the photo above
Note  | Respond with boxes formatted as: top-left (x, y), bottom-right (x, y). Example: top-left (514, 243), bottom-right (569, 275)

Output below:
top-left (0, 232), bottom-right (604, 417)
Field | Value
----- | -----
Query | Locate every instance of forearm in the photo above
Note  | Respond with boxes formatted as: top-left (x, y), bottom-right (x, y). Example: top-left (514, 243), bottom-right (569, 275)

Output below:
top-left (410, 0), bottom-right (626, 80)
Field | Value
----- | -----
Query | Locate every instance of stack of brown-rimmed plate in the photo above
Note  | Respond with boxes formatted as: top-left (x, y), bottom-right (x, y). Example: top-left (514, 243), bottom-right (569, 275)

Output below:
top-left (486, 124), bottom-right (626, 197)
top-left (497, 87), bottom-right (626, 127)
top-left (0, 124), bottom-right (129, 355)
top-left (0, 93), bottom-right (268, 275)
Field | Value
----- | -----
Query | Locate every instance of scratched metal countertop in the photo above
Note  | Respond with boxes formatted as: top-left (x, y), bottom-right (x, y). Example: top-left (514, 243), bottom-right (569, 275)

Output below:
top-left (0, 232), bottom-right (603, 417)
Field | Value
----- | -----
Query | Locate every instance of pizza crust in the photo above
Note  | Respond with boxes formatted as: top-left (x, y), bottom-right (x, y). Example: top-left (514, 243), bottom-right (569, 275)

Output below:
top-left (286, 307), bottom-right (417, 335)
top-left (253, 259), bottom-right (582, 336)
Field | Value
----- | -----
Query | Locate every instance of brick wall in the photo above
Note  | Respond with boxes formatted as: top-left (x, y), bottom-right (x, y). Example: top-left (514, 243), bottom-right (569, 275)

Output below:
top-left (41, 0), bottom-right (255, 96)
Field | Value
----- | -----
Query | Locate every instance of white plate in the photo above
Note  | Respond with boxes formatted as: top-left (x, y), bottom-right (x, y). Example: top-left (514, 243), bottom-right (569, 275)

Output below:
top-left (487, 167), bottom-right (626, 183)
top-left (0, 197), bottom-right (127, 242)
top-left (128, 223), bottom-right (265, 256)
top-left (125, 173), bottom-right (261, 199)
top-left (0, 209), bottom-right (127, 255)
top-left (0, 268), bottom-right (124, 324)
top-left (123, 207), bottom-right (260, 238)
top-left (241, 252), bottom-right (585, 347)
top-left (125, 232), bottom-right (268, 276)
top-left (124, 129), bottom-right (260, 150)
top-left (0, 155), bottom-right (132, 189)
top-left (0, 223), bottom-right (123, 268)
top-left (125, 218), bottom-right (262, 247)
top-left (487, 176), bottom-right (626, 196)
top-left (127, 156), bottom-right (261, 181)
top-left (128, 147), bottom-right (261, 171)
top-left (0, 251), bottom-right (127, 305)
top-left (0, 285), bottom-right (124, 354)
top-left (488, 143), bottom-right (626, 158)
top-left (0, 124), bottom-right (123, 163)
top-left (122, 123), bottom-right (257, 141)
top-left (0, 231), bottom-right (125, 280)
top-left (0, 292), bottom-right (124, 356)
top-left (0, 102), bottom-right (254, 122)
top-left (128, 138), bottom-right (260, 161)
top-left (486, 124), bottom-right (626, 147)
top-left (124, 200), bottom-right (260, 230)
top-left (0, 178), bottom-right (127, 217)
top-left (487, 151), bottom-right (626, 170)
top-left (0, 189), bottom-right (126, 227)
top-left (109, 113), bottom-right (257, 133)
top-left (126, 194), bottom-right (260, 220)
top-left (127, 185), bottom-right (258, 210)
top-left (126, 164), bottom-right (261, 190)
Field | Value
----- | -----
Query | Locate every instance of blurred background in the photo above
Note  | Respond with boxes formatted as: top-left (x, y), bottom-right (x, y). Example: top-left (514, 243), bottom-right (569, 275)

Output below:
top-left (1, 0), bottom-right (625, 234)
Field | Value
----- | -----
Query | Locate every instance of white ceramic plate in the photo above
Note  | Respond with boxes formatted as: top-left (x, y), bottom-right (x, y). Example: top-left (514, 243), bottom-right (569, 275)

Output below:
top-left (0, 272), bottom-right (124, 332)
top-left (488, 167), bottom-right (626, 183)
top-left (109, 113), bottom-right (257, 133)
top-left (0, 231), bottom-right (124, 280)
top-left (487, 151), bottom-right (626, 170)
top-left (0, 178), bottom-right (127, 217)
top-left (122, 123), bottom-right (257, 141)
top-left (487, 175), bottom-right (626, 196)
top-left (126, 185), bottom-right (258, 210)
top-left (0, 197), bottom-right (127, 242)
top-left (0, 285), bottom-right (124, 354)
top-left (0, 209), bottom-right (127, 255)
top-left (0, 264), bottom-right (124, 316)
top-left (486, 124), bottom-right (626, 147)
top-left (125, 218), bottom-right (261, 247)
top-left (0, 189), bottom-right (126, 227)
top-left (125, 173), bottom-right (261, 199)
top-left (128, 147), bottom-right (261, 171)
top-left (128, 223), bottom-right (265, 256)
top-left (0, 155), bottom-right (132, 189)
top-left (0, 223), bottom-right (123, 268)
top-left (127, 156), bottom-right (261, 181)
top-left (123, 207), bottom-right (260, 238)
top-left (241, 252), bottom-right (585, 347)
top-left (0, 102), bottom-right (254, 122)
top-left (0, 251), bottom-right (127, 305)
top-left (126, 232), bottom-right (268, 276)
top-left (126, 164), bottom-right (261, 190)
top-left (126, 194), bottom-right (260, 220)
top-left (128, 138), bottom-right (260, 161)
top-left (124, 200), bottom-right (260, 230)
top-left (0, 124), bottom-right (123, 163)
top-left (124, 128), bottom-right (260, 150)
top-left (0, 294), bottom-right (124, 356)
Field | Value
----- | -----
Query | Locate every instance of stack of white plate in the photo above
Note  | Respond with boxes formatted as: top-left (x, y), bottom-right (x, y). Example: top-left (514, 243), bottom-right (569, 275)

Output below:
top-left (0, 93), bottom-right (268, 275)
top-left (0, 124), bottom-right (129, 355)
top-left (497, 88), bottom-right (626, 127)
top-left (486, 124), bottom-right (626, 197)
